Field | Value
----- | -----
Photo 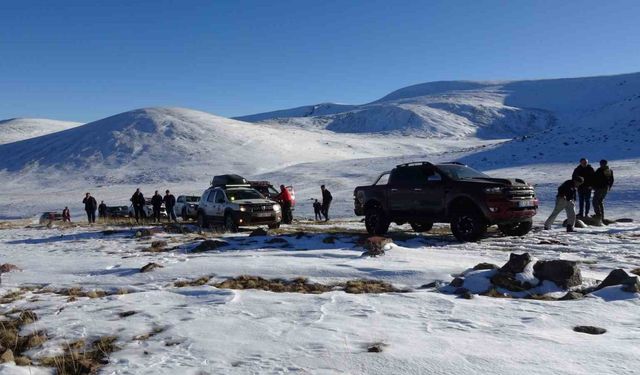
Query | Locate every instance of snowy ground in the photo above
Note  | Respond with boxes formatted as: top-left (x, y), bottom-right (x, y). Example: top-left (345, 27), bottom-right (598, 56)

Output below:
top-left (0, 218), bottom-right (639, 374)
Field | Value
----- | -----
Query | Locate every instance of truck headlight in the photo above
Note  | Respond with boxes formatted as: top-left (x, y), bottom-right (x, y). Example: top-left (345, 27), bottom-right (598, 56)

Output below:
top-left (239, 206), bottom-right (247, 212)
top-left (273, 204), bottom-right (281, 212)
top-left (484, 187), bottom-right (503, 194)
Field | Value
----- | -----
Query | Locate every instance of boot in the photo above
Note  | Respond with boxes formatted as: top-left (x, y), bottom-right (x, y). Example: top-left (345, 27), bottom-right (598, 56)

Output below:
top-left (566, 225), bottom-right (575, 233)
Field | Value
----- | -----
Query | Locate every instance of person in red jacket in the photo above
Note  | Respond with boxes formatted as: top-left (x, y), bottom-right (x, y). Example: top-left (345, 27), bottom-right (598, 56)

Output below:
top-left (276, 185), bottom-right (293, 224)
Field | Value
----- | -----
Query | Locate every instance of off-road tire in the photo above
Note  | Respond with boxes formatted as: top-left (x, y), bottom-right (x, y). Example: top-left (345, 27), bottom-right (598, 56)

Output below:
top-left (224, 214), bottom-right (238, 233)
top-left (268, 223), bottom-right (281, 229)
top-left (197, 212), bottom-right (208, 229)
top-left (498, 220), bottom-right (533, 237)
top-left (410, 221), bottom-right (434, 232)
top-left (450, 210), bottom-right (487, 242)
top-left (182, 208), bottom-right (189, 221)
top-left (365, 207), bottom-right (390, 235)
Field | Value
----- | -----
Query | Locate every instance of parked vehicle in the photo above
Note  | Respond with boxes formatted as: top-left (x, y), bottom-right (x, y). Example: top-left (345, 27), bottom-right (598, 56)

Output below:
top-left (249, 181), bottom-right (296, 209)
top-left (106, 205), bottom-right (129, 218)
top-left (39, 211), bottom-right (63, 224)
top-left (197, 184), bottom-right (282, 232)
top-left (353, 161), bottom-right (538, 242)
top-left (128, 198), bottom-right (167, 219)
top-left (175, 195), bottom-right (200, 220)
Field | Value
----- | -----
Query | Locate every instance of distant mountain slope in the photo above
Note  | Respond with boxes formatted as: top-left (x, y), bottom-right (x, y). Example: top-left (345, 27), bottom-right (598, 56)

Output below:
top-left (238, 72), bottom-right (640, 139)
top-left (0, 118), bottom-right (82, 144)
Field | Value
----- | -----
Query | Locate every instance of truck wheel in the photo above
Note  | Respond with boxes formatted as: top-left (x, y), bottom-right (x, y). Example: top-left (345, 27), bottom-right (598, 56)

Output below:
top-left (197, 212), bottom-right (208, 229)
top-left (365, 207), bottom-right (390, 235)
top-left (182, 208), bottom-right (189, 221)
top-left (224, 214), bottom-right (238, 233)
top-left (268, 223), bottom-right (280, 229)
top-left (498, 220), bottom-right (533, 236)
top-left (450, 211), bottom-right (487, 242)
top-left (410, 221), bottom-right (433, 232)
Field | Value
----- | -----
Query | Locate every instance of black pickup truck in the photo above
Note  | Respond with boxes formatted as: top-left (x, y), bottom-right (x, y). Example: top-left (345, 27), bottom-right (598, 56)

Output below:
top-left (353, 162), bottom-right (538, 242)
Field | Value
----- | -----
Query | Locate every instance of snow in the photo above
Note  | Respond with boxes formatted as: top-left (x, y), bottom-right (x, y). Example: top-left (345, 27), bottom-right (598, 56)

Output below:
top-left (0, 118), bottom-right (81, 145)
top-left (1, 71), bottom-right (639, 373)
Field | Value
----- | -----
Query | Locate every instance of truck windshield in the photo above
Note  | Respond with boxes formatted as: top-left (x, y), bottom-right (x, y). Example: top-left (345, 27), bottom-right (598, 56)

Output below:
top-left (437, 164), bottom-right (489, 180)
top-left (226, 189), bottom-right (264, 201)
top-left (186, 196), bottom-right (199, 202)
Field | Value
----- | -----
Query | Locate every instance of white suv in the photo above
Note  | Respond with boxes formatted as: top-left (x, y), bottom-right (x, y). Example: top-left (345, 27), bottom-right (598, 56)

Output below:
top-left (175, 195), bottom-right (200, 220)
top-left (197, 186), bottom-right (282, 231)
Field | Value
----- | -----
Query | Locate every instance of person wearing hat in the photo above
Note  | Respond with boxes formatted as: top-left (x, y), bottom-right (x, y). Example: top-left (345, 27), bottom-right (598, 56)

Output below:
top-left (544, 176), bottom-right (584, 232)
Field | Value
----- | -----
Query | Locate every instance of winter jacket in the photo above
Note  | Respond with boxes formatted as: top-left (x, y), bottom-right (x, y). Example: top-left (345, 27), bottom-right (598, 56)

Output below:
top-left (98, 203), bottom-right (107, 215)
top-left (572, 164), bottom-right (595, 188)
top-left (592, 166), bottom-right (614, 190)
top-left (83, 196), bottom-right (97, 211)
top-left (163, 194), bottom-right (176, 208)
top-left (322, 189), bottom-right (333, 204)
top-left (556, 180), bottom-right (577, 201)
top-left (131, 192), bottom-right (145, 207)
top-left (277, 186), bottom-right (293, 203)
top-left (151, 194), bottom-right (164, 209)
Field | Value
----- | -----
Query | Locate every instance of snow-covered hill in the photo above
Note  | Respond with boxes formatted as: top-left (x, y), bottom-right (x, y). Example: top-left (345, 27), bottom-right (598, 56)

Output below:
top-left (0, 117), bottom-right (81, 145)
top-left (239, 72), bottom-right (640, 139)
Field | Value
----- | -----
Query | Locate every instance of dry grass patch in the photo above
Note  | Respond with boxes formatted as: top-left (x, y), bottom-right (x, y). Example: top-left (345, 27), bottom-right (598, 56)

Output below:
top-left (0, 309), bottom-right (48, 363)
top-left (174, 276), bottom-right (211, 288)
top-left (342, 279), bottom-right (398, 294)
top-left (134, 326), bottom-right (165, 341)
top-left (214, 275), bottom-right (331, 294)
top-left (39, 335), bottom-right (119, 374)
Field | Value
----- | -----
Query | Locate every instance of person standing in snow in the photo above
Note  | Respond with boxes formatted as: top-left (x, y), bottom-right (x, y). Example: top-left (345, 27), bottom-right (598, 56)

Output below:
top-left (130, 188), bottom-right (145, 223)
top-left (62, 207), bottom-right (71, 222)
top-left (151, 190), bottom-right (163, 223)
top-left (592, 159), bottom-right (614, 224)
top-left (98, 201), bottom-right (107, 221)
top-left (572, 158), bottom-right (595, 217)
top-left (313, 199), bottom-right (322, 221)
top-left (544, 176), bottom-right (583, 232)
top-left (164, 190), bottom-right (177, 223)
top-left (276, 185), bottom-right (293, 224)
top-left (82, 192), bottom-right (97, 224)
top-left (320, 185), bottom-right (333, 222)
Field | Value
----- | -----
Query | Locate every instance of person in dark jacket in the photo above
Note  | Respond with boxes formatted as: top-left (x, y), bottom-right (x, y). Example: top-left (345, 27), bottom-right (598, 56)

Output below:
top-left (62, 207), bottom-right (71, 222)
top-left (164, 190), bottom-right (177, 222)
top-left (98, 201), bottom-right (107, 220)
top-left (276, 185), bottom-right (293, 224)
top-left (592, 159), bottom-right (614, 223)
top-left (82, 192), bottom-right (97, 224)
top-left (130, 188), bottom-right (145, 223)
top-left (151, 190), bottom-right (163, 223)
top-left (572, 158), bottom-right (595, 217)
top-left (544, 176), bottom-right (583, 232)
top-left (313, 199), bottom-right (322, 221)
top-left (320, 185), bottom-right (333, 221)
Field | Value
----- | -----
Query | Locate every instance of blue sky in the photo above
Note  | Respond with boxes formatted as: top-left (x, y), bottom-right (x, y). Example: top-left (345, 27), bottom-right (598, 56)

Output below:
top-left (2, 0), bottom-right (639, 122)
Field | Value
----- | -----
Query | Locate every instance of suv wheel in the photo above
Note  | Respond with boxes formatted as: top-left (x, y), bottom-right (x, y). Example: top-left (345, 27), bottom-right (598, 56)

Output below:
top-left (268, 223), bottom-right (280, 230)
top-left (224, 214), bottom-right (238, 233)
top-left (197, 212), bottom-right (208, 229)
top-left (182, 208), bottom-right (188, 221)
top-left (365, 207), bottom-right (390, 235)
top-left (410, 221), bottom-right (433, 232)
top-left (498, 220), bottom-right (533, 236)
top-left (450, 211), bottom-right (487, 242)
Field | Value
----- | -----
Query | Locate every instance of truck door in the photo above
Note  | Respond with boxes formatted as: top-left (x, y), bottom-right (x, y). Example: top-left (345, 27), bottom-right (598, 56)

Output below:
top-left (203, 190), bottom-right (216, 217)
top-left (213, 190), bottom-right (227, 222)
top-left (416, 167), bottom-right (445, 216)
top-left (388, 166), bottom-right (422, 215)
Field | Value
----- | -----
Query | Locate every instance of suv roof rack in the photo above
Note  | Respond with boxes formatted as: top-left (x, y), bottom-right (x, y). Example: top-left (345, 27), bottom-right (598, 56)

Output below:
top-left (396, 161), bottom-right (434, 168)
top-left (439, 161), bottom-right (466, 165)
top-left (248, 180), bottom-right (272, 187)
top-left (211, 174), bottom-right (248, 187)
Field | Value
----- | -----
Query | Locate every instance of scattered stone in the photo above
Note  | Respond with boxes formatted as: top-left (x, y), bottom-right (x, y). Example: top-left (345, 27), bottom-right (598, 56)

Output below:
top-left (615, 218), bottom-right (634, 223)
top-left (581, 216), bottom-right (604, 227)
top-left (533, 260), bottom-right (582, 289)
top-left (622, 281), bottom-right (640, 293)
top-left (573, 326), bottom-right (606, 335)
top-left (419, 281), bottom-right (438, 289)
top-left (249, 228), bottom-right (269, 237)
top-left (500, 253), bottom-right (532, 274)
top-left (150, 240), bottom-right (168, 249)
top-left (362, 236), bottom-right (392, 257)
top-left (538, 239), bottom-right (567, 246)
top-left (135, 229), bottom-right (153, 238)
top-left (472, 262), bottom-right (499, 271)
top-left (367, 343), bottom-right (385, 353)
top-left (163, 223), bottom-right (194, 234)
top-left (0, 264), bottom-right (20, 273)
top-left (490, 272), bottom-right (529, 292)
top-left (450, 277), bottom-right (465, 288)
top-left (118, 311), bottom-right (137, 318)
top-left (0, 349), bottom-right (14, 363)
top-left (559, 291), bottom-right (584, 301)
top-left (460, 290), bottom-right (474, 299)
top-left (595, 269), bottom-right (637, 290)
top-left (191, 239), bottom-right (228, 253)
top-left (322, 236), bottom-right (337, 244)
top-left (140, 262), bottom-right (163, 273)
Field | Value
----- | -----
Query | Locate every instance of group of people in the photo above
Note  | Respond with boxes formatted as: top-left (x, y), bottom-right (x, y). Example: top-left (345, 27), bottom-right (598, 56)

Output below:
top-left (130, 188), bottom-right (177, 223)
top-left (79, 192), bottom-right (107, 224)
top-left (544, 158), bottom-right (615, 232)
top-left (312, 185), bottom-right (333, 221)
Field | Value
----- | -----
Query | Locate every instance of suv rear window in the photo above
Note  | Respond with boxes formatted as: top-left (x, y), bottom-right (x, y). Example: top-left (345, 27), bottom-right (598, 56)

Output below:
top-left (437, 164), bottom-right (489, 180)
top-left (390, 166), bottom-right (429, 186)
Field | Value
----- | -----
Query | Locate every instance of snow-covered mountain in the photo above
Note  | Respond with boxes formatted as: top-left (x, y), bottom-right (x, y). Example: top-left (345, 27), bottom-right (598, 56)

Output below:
top-left (238, 72), bottom-right (640, 139)
top-left (0, 117), bottom-right (81, 145)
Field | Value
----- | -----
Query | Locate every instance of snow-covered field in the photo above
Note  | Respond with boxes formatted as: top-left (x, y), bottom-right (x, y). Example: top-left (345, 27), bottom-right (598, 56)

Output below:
top-left (0, 71), bottom-right (639, 373)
